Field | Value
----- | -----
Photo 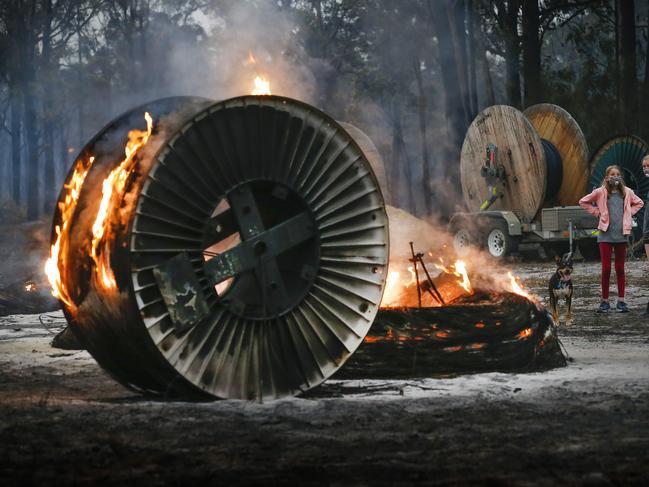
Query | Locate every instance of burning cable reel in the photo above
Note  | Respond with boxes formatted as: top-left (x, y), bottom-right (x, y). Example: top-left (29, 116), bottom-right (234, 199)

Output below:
top-left (49, 95), bottom-right (390, 401)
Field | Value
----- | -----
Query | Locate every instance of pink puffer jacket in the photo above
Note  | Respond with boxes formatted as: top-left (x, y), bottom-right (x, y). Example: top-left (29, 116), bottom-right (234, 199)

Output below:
top-left (578, 186), bottom-right (644, 235)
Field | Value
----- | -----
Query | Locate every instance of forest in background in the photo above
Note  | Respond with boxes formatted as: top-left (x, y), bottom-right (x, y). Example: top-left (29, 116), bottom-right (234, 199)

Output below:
top-left (0, 0), bottom-right (648, 222)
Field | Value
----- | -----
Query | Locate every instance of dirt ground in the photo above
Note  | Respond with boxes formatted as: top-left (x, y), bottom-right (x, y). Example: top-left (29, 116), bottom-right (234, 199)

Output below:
top-left (1, 257), bottom-right (648, 486)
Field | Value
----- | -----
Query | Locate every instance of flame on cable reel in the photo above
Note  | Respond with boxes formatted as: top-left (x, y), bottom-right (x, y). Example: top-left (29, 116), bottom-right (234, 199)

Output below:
top-left (48, 95), bottom-right (390, 401)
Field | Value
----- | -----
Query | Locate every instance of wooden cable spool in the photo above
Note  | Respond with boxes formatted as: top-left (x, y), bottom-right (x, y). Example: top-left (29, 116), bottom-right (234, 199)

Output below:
top-left (460, 104), bottom-right (589, 222)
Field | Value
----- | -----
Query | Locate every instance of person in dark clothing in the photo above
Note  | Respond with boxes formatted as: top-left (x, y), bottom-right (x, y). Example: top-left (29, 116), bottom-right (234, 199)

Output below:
top-left (642, 155), bottom-right (649, 314)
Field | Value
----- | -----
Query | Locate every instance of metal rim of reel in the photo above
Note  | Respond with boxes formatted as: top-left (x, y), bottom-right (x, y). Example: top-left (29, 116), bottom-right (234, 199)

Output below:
top-left (50, 96), bottom-right (213, 395)
top-left (50, 96), bottom-right (212, 246)
top-left (588, 134), bottom-right (649, 194)
top-left (128, 95), bottom-right (390, 401)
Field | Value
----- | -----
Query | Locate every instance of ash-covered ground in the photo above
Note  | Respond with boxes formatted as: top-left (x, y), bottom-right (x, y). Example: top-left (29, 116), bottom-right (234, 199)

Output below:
top-left (1, 258), bottom-right (648, 486)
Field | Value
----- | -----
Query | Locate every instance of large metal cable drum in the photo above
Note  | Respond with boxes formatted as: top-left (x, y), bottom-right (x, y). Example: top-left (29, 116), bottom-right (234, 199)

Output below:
top-left (460, 104), bottom-right (588, 222)
top-left (589, 135), bottom-right (649, 194)
top-left (50, 95), bottom-right (389, 400)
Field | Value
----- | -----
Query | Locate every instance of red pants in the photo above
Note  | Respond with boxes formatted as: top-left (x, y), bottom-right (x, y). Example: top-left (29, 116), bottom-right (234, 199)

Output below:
top-left (599, 242), bottom-right (627, 300)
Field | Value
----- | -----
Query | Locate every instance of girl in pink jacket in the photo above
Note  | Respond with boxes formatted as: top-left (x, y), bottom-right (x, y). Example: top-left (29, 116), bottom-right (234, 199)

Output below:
top-left (579, 165), bottom-right (644, 313)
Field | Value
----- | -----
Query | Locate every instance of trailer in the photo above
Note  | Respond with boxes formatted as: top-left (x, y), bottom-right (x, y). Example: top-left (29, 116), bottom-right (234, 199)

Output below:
top-left (448, 103), bottom-right (648, 259)
top-left (450, 206), bottom-right (599, 259)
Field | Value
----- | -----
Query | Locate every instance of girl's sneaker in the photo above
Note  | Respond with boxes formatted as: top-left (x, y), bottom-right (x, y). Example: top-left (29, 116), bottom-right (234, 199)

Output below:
top-left (596, 301), bottom-right (610, 313)
top-left (616, 301), bottom-right (629, 313)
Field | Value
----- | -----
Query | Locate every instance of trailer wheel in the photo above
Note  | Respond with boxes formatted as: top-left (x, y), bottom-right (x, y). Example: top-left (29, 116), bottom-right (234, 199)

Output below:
top-left (452, 228), bottom-right (473, 256)
top-left (485, 220), bottom-right (517, 259)
top-left (450, 219), bottom-right (475, 256)
top-left (578, 240), bottom-right (600, 260)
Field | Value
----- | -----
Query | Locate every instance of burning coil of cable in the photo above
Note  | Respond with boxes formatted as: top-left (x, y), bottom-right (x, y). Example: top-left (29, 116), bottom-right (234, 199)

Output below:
top-left (339, 291), bottom-right (565, 379)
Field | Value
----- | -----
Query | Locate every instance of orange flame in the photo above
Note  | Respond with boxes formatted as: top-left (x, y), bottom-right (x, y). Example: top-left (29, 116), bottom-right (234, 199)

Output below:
top-left (516, 327), bottom-right (533, 340)
top-left (454, 260), bottom-right (472, 294)
top-left (252, 75), bottom-right (271, 95)
top-left (247, 51), bottom-right (257, 64)
top-left (25, 283), bottom-right (35, 292)
top-left (406, 266), bottom-right (417, 285)
top-left (381, 258), bottom-right (475, 307)
top-left (507, 271), bottom-right (535, 301)
top-left (434, 259), bottom-right (473, 294)
top-left (381, 270), bottom-right (402, 305)
top-left (44, 156), bottom-right (94, 309)
top-left (90, 112), bottom-right (153, 289)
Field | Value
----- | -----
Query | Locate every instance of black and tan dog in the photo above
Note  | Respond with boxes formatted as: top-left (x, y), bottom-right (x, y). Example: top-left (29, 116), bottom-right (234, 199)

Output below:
top-left (549, 252), bottom-right (574, 325)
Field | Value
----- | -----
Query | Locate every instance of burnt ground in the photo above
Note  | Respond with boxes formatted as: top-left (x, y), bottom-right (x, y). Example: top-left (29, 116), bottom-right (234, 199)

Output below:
top-left (1, 257), bottom-right (649, 486)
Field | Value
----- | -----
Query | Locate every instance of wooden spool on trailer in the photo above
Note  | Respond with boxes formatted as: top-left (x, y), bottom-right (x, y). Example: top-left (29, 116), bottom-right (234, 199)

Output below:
top-left (460, 104), bottom-right (589, 223)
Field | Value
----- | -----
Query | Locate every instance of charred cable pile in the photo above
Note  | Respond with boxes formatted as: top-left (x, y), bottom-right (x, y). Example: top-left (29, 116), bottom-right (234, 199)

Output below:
top-left (338, 242), bottom-right (567, 380)
top-left (338, 291), bottom-right (565, 380)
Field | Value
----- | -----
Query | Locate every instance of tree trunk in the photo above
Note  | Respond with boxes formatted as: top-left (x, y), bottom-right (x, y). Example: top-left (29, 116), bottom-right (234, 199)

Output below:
top-left (126, 1), bottom-right (137, 90)
top-left (400, 136), bottom-right (416, 215)
top-left (23, 66), bottom-right (40, 220)
top-left (77, 32), bottom-right (85, 147)
top-left (617, 0), bottom-right (636, 131)
top-left (446, 0), bottom-right (473, 125)
top-left (645, 0), bottom-right (649, 117)
top-left (42, 0), bottom-right (56, 214)
top-left (9, 75), bottom-right (22, 205)
top-left (466, 0), bottom-right (479, 114)
top-left (58, 123), bottom-right (69, 189)
top-left (428, 0), bottom-right (466, 191)
top-left (504, 1), bottom-right (521, 107)
top-left (522, 0), bottom-right (542, 107)
top-left (614, 1), bottom-right (620, 118)
top-left (474, 0), bottom-right (495, 106)
top-left (413, 58), bottom-right (432, 215)
top-left (22, 2), bottom-right (40, 220)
